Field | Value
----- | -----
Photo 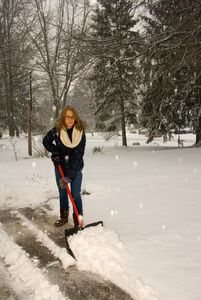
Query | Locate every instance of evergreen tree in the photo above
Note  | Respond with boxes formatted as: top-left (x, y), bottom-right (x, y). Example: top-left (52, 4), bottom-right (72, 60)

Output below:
top-left (90, 0), bottom-right (141, 146)
top-left (141, 0), bottom-right (201, 145)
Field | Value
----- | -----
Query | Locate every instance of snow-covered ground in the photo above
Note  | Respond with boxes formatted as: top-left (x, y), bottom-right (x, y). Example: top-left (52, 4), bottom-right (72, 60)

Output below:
top-left (0, 131), bottom-right (201, 300)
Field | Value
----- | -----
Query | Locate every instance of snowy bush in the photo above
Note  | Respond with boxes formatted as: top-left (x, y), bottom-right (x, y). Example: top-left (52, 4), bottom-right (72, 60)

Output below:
top-left (92, 146), bottom-right (104, 154)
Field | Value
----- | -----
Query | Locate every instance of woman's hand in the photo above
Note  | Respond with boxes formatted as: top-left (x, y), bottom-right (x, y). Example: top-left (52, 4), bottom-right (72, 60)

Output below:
top-left (59, 177), bottom-right (71, 189)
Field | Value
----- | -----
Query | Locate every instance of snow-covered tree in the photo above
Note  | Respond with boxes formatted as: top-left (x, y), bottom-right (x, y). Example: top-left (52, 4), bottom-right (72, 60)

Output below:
top-left (90, 0), bottom-right (141, 146)
top-left (141, 0), bottom-right (201, 146)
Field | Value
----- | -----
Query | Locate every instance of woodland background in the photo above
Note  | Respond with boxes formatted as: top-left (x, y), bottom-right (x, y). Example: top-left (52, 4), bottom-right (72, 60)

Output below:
top-left (0, 0), bottom-right (200, 147)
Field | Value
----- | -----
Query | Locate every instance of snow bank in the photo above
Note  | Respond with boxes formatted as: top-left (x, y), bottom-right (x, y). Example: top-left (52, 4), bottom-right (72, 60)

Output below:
top-left (0, 224), bottom-right (67, 300)
top-left (69, 224), bottom-right (158, 299)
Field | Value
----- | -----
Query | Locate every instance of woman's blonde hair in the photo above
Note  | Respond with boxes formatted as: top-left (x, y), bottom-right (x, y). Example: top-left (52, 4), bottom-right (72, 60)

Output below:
top-left (55, 105), bottom-right (87, 134)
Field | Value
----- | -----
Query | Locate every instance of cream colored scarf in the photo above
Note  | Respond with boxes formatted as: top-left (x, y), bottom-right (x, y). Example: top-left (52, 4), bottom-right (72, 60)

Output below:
top-left (60, 127), bottom-right (83, 148)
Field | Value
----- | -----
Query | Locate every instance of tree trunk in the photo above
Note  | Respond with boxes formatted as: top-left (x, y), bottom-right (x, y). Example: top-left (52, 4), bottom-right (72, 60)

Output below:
top-left (120, 97), bottom-right (127, 146)
top-left (195, 116), bottom-right (201, 145)
top-left (4, 68), bottom-right (15, 137)
top-left (8, 114), bottom-right (15, 137)
top-left (195, 73), bottom-right (201, 145)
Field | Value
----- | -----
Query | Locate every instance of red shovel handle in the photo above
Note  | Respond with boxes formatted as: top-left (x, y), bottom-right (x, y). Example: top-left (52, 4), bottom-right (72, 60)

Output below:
top-left (58, 165), bottom-right (83, 227)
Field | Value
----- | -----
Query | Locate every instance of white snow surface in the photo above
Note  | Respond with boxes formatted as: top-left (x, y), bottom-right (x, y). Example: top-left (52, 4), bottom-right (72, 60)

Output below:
top-left (0, 131), bottom-right (201, 300)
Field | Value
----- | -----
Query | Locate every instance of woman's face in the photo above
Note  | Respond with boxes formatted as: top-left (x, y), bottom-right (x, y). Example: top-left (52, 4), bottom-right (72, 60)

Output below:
top-left (65, 110), bottom-right (75, 129)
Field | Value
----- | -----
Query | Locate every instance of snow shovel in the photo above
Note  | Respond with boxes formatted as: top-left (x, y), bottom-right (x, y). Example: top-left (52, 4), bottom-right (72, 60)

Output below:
top-left (58, 165), bottom-right (103, 259)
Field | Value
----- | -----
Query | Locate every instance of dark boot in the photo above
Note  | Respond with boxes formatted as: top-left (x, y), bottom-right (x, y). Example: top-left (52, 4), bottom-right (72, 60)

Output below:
top-left (54, 208), bottom-right (69, 227)
top-left (73, 212), bottom-right (83, 228)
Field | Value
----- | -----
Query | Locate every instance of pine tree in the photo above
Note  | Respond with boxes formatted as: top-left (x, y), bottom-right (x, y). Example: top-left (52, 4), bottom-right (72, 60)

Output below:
top-left (90, 0), bottom-right (141, 146)
top-left (141, 0), bottom-right (201, 145)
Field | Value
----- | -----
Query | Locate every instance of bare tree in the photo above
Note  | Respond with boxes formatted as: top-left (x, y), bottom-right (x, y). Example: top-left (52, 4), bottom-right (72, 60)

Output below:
top-left (68, 77), bottom-right (96, 130)
top-left (23, 0), bottom-right (92, 119)
top-left (0, 0), bottom-right (33, 136)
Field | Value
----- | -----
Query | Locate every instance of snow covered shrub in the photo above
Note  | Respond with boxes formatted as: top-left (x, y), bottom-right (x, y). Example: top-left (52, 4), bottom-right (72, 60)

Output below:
top-left (92, 146), bottom-right (104, 154)
top-left (101, 131), bottom-right (119, 141)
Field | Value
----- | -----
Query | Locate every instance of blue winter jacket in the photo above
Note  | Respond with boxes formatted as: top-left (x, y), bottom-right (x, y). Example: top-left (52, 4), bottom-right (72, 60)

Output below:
top-left (43, 126), bottom-right (86, 181)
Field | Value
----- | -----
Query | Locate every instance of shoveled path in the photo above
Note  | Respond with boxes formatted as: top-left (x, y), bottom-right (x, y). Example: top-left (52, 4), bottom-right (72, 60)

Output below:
top-left (0, 206), bottom-right (134, 300)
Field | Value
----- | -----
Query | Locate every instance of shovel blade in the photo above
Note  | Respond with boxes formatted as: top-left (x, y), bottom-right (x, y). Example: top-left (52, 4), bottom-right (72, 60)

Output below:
top-left (64, 221), bottom-right (103, 259)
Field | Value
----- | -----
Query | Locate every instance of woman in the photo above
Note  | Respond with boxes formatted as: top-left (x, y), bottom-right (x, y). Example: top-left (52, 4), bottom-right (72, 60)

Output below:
top-left (43, 105), bottom-right (86, 228)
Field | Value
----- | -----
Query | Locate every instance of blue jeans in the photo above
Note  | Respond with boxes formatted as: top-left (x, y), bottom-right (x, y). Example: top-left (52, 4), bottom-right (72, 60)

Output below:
top-left (55, 167), bottom-right (83, 214)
